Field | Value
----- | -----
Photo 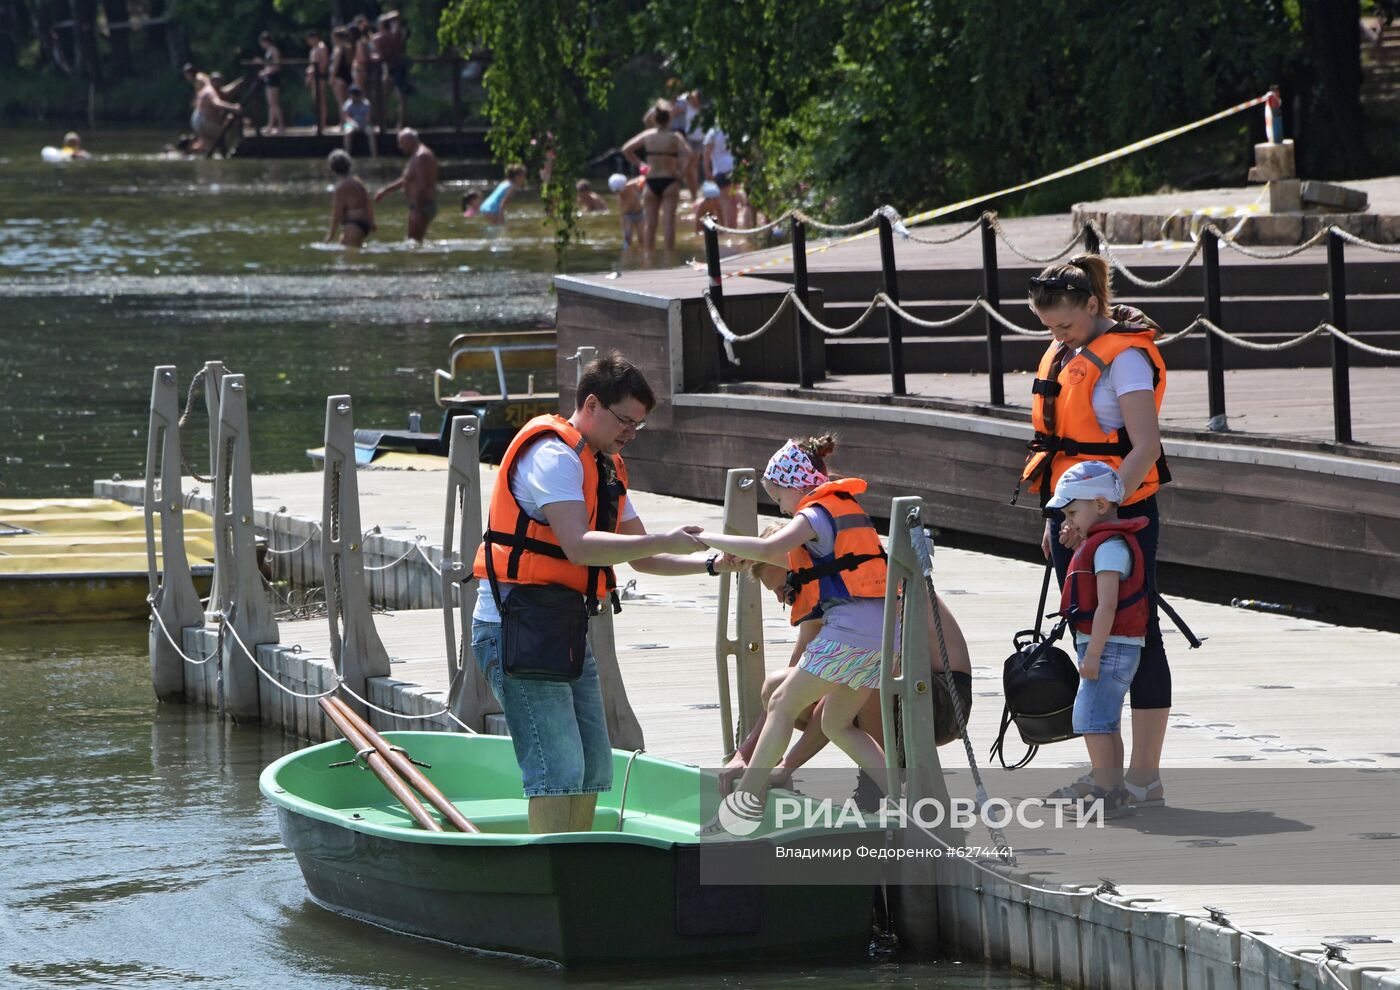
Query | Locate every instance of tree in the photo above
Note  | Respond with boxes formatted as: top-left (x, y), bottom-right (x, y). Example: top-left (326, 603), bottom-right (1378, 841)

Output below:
top-left (438, 0), bottom-right (635, 249)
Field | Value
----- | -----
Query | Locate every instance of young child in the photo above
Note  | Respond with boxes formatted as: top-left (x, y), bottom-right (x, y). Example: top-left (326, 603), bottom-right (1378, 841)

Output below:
top-left (325, 149), bottom-right (375, 248)
top-left (698, 435), bottom-right (890, 831)
top-left (341, 84), bottom-right (375, 158)
top-left (575, 178), bottom-right (609, 214)
top-left (692, 179), bottom-right (722, 233)
top-left (461, 191), bottom-right (482, 218)
top-left (1045, 461), bottom-right (1149, 817)
top-left (609, 172), bottom-right (645, 248)
top-left (479, 163), bottom-right (527, 224)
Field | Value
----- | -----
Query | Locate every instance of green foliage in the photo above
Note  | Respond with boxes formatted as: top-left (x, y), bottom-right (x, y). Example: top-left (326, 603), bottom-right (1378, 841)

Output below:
top-left (439, 0), bottom-right (635, 250)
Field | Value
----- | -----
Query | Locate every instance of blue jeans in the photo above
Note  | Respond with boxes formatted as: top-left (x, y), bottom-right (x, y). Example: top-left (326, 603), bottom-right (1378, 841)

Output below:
top-left (471, 619), bottom-right (614, 798)
top-left (1048, 495), bottom-right (1171, 709)
top-left (1072, 640), bottom-right (1141, 734)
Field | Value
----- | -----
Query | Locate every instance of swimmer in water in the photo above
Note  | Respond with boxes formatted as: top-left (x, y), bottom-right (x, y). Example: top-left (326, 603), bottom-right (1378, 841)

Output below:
top-left (373, 129), bottom-right (440, 242)
top-left (575, 178), bottom-right (609, 214)
top-left (326, 149), bottom-right (376, 248)
top-left (62, 132), bottom-right (91, 159)
top-left (462, 191), bottom-right (482, 218)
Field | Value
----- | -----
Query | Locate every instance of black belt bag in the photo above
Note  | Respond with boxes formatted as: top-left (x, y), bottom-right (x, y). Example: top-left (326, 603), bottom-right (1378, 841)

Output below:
top-left (499, 583), bottom-right (590, 681)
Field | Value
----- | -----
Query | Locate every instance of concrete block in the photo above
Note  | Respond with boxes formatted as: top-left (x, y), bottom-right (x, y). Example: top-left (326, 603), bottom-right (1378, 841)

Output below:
top-left (1248, 140), bottom-right (1296, 181)
top-left (1161, 215), bottom-right (1191, 242)
top-left (1185, 916), bottom-right (1242, 990)
top-left (1131, 907), bottom-right (1186, 990)
top-left (980, 886), bottom-right (1028, 969)
top-left (1302, 180), bottom-right (1368, 212)
top-left (1248, 213), bottom-right (1304, 246)
top-left (1080, 895), bottom-right (1137, 990)
top-left (1108, 212), bottom-right (1143, 244)
top-left (1333, 213), bottom-right (1379, 240)
top-left (1268, 179), bottom-right (1303, 213)
top-left (1377, 214), bottom-right (1400, 244)
top-left (1362, 969), bottom-right (1400, 989)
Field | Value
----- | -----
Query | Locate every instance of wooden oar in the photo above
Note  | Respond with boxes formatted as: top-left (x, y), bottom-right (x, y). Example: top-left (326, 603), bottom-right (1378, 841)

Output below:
top-left (318, 697), bottom-right (443, 831)
top-left (327, 697), bottom-right (481, 834)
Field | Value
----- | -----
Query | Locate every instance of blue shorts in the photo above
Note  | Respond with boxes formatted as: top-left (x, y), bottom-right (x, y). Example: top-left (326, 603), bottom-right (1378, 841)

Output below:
top-left (471, 620), bottom-right (614, 798)
top-left (1072, 640), bottom-right (1141, 735)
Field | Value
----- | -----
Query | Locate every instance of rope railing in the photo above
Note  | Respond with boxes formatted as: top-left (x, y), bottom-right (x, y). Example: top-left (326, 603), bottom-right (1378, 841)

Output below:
top-left (984, 213), bottom-right (1084, 264)
top-left (162, 598), bottom-right (480, 734)
top-left (892, 214), bottom-right (985, 246)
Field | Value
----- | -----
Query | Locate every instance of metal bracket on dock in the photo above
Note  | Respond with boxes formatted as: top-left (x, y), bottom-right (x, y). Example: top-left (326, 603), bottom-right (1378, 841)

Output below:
top-left (715, 468), bottom-right (766, 759)
top-left (880, 498), bottom-right (958, 841)
top-left (214, 374), bottom-right (279, 723)
top-left (321, 396), bottom-right (392, 724)
top-left (144, 365), bottom-right (203, 703)
top-left (440, 415), bottom-right (497, 731)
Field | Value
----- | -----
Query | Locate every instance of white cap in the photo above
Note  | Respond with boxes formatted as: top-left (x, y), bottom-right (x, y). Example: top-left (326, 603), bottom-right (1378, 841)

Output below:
top-left (607, 173), bottom-right (627, 193)
top-left (1045, 461), bottom-right (1125, 509)
top-left (701, 180), bottom-right (721, 200)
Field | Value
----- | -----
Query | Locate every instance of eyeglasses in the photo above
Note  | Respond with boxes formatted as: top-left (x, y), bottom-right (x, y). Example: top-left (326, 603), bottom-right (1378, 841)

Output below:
top-left (1029, 275), bottom-right (1089, 294)
top-left (604, 405), bottom-right (647, 432)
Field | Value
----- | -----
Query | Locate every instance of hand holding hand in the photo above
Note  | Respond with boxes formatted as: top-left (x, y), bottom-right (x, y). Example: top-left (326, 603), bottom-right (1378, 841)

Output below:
top-left (662, 525), bottom-right (706, 554)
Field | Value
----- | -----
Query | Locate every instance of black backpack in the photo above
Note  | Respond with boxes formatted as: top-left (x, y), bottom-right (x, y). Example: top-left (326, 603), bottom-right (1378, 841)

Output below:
top-left (990, 562), bottom-right (1081, 769)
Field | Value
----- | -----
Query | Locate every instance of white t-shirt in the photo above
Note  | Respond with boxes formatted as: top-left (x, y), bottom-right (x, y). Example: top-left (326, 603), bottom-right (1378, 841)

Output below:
top-left (1073, 535), bottom-right (1147, 647)
top-left (1074, 346), bottom-right (1154, 432)
top-left (474, 437), bottom-right (638, 623)
top-left (704, 127), bottom-right (734, 176)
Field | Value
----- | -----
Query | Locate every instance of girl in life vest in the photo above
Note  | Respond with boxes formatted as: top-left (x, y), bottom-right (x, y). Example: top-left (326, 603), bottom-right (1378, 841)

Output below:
top-left (1046, 461), bottom-right (1148, 818)
top-left (697, 435), bottom-right (890, 829)
top-left (1024, 254), bottom-right (1172, 812)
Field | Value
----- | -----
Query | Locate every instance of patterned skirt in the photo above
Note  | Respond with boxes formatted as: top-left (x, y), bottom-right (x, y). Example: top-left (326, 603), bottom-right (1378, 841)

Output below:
top-left (797, 637), bottom-right (883, 691)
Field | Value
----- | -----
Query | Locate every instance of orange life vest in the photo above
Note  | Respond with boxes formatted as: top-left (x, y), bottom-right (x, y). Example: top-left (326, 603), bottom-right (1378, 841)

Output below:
top-left (783, 478), bottom-right (888, 625)
top-left (472, 414), bottom-right (628, 612)
top-left (1017, 308), bottom-right (1171, 508)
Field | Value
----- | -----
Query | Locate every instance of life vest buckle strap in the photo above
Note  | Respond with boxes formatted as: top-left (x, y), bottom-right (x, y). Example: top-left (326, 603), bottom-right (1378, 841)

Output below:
top-left (1031, 378), bottom-right (1062, 397)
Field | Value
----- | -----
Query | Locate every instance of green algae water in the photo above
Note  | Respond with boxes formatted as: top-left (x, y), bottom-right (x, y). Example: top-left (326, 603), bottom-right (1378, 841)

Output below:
top-left (0, 127), bottom-right (1037, 988)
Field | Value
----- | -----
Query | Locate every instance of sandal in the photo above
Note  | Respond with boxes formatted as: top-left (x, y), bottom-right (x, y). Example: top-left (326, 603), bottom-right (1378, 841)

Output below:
top-left (1120, 777), bottom-right (1166, 808)
top-left (1075, 784), bottom-right (1136, 820)
top-left (1045, 772), bottom-right (1097, 803)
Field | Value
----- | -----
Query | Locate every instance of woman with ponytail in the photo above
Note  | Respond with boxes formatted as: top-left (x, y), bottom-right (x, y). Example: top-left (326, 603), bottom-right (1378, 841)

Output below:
top-left (1019, 254), bottom-right (1173, 810)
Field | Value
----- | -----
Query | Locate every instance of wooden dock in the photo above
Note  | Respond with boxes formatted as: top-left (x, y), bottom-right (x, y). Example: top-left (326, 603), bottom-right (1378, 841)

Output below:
top-left (550, 208), bottom-right (1400, 622)
top-left (113, 462), bottom-right (1400, 988)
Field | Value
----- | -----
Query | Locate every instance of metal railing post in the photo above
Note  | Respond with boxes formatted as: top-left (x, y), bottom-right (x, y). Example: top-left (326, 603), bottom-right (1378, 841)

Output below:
top-left (980, 214), bottom-right (1005, 405)
top-left (791, 219), bottom-right (814, 388)
top-left (877, 209), bottom-right (907, 395)
top-left (214, 374), bottom-right (278, 723)
top-left (714, 468), bottom-right (766, 759)
top-left (1201, 231), bottom-right (1229, 431)
top-left (322, 395), bottom-right (392, 725)
top-left (1326, 230), bottom-right (1354, 445)
top-left (441, 414), bottom-right (497, 731)
top-left (1083, 220), bottom-right (1100, 255)
top-left (145, 365), bottom-right (202, 703)
top-left (703, 219), bottom-right (727, 383)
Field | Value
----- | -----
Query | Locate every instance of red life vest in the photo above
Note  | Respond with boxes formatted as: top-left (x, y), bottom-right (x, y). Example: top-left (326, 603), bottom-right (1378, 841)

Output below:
top-left (1017, 306), bottom-right (1171, 507)
top-left (1058, 517), bottom-right (1150, 638)
top-left (783, 478), bottom-right (888, 625)
top-left (472, 414), bottom-right (629, 611)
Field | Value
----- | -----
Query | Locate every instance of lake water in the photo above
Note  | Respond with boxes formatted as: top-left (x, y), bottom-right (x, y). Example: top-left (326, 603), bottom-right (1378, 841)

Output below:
top-left (0, 128), bottom-right (1039, 988)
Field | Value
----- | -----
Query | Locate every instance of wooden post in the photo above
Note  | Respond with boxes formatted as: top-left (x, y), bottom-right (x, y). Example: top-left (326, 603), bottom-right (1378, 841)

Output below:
top-left (214, 374), bottom-right (278, 723)
top-left (714, 468), bottom-right (766, 759)
top-left (980, 214), bottom-right (1005, 405)
top-left (441, 414), bottom-right (497, 731)
top-left (1326, 230), bottom-right (1354, 445)
top-left (791, 219), bottom-right (814, 388)
top-left (703, 219), bottom-right (727, 383)
top-left (145, 365), bottom-right (201, 703)
top-left (321, 395), bottom-right (392, 724)
top-left (877, 209), bottom-right (907, 396)
top-left (1202, 232), bottom-right (1228, 431)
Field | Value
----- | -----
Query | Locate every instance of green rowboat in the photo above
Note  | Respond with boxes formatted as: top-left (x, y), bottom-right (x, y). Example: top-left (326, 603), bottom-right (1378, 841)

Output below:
top-left (261, 732), bottom-right (879, 967)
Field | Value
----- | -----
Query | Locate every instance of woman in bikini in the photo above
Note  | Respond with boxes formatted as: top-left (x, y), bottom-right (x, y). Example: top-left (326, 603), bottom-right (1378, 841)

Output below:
top-left (257, 32), bottom-right (285, 134)
top-left (326, 149), bottom-right (376, 248)
top-left (330, 28), bottom-right (354, 125)
top-left (622, 101), bottom-right (691, 252)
